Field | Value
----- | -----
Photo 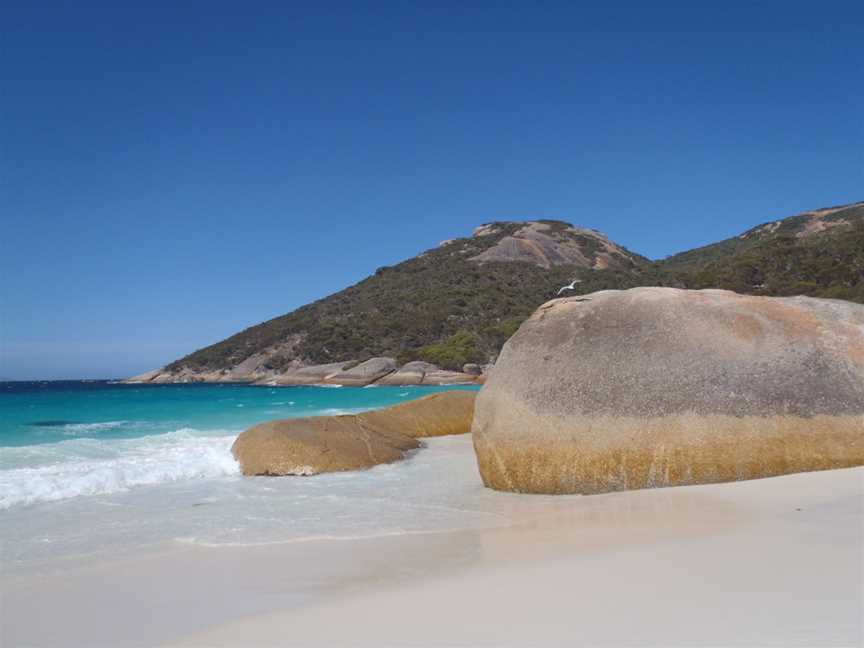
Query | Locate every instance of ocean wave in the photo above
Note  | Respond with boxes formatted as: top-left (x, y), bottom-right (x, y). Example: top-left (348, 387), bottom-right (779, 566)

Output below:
top-left (0, 429), bottom-right (240, 510)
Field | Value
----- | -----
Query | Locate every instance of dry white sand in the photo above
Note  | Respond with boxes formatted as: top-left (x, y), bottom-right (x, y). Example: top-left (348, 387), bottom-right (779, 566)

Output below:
top-left (2, 436), bottom-right (862, 647)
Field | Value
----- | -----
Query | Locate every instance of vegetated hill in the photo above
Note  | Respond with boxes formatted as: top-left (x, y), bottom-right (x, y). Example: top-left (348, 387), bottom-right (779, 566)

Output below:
top-left (661, 201), bottom-right (864, 302)
top-left (166, 221), bottom-right (651, 374)
top-left (661, 202), bottom-right (864, 270)
top-left (151, 202), bottom-right (862, 379)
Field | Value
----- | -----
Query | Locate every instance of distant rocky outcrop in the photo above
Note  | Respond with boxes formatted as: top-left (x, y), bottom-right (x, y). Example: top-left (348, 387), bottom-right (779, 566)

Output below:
top-left (322, 357), bottom-right (399, 386)
top-left (124, 358), bottom-right (483, 386)
top-left (372, 361), bottom-right (478, 386)
top-left (375, 361), bottom-right (439, 385)
top-left (469, 221), bottom-right (637, 270)
top-left (269, 362), bottom-right (351, 385)
top-left (124, 367), bottom-right (250, 384)
top-left (233, 391), bottom-right (476, 476)
top-left (472, 287), bottom-right (864, 495)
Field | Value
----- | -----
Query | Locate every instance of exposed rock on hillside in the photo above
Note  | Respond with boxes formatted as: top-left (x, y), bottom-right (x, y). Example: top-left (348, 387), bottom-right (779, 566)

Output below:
top-left (472, 287), bottom-right (864, 495)
top-left (661, 201), bottom-right (864, 270)
top-left (742, 201), bottom-right (864, 240)
top-left (127, 219), bottom-right (648, 383)
top-left (233, 391), bottom-right (476, 475)
top-left (469, 222), bottom-right (636, 270)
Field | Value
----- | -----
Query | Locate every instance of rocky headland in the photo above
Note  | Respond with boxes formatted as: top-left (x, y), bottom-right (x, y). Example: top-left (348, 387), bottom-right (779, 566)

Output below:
top-left (124, 202), bottom-right (862, 387)
top-left (125, 358), bottom-right (486, 386)
top-left (472, 287), bottom-right (864, 494)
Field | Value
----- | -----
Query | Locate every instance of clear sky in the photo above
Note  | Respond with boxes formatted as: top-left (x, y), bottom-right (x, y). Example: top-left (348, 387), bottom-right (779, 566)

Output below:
top-left (2, 1), bottom-right (862, 380)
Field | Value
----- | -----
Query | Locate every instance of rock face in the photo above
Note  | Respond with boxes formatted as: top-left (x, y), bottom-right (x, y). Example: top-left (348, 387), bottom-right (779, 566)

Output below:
top-left (234, 390), bottom-right (477, 475)
top-left (472, 287), bottom-right (864, 495)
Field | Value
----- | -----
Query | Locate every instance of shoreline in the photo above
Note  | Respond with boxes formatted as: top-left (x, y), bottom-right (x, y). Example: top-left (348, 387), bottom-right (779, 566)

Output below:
top-left (174, 465), bottom-right (864, 647)
top-left (3, 450), bottom-right (861, 647)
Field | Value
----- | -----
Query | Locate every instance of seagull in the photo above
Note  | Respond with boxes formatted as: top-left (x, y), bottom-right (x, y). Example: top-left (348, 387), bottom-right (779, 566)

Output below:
top-left (556, 279), bottom-right (583, 295)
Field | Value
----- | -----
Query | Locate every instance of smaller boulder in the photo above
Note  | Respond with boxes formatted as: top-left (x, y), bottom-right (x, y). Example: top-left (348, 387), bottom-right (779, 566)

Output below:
top-left (273, 362), bottom-right (352, 385)
top-left (376, 362), bottom-right (478, 385)
top-left (421, 368), bottom-right (479, 384)
top-left (232, 416), bottom-right (419, 476)
top-left (233, 391), bottom-right (477, 475)
top-left (462, 363), bottom-right (482, 376)
top-left (376, 361), bottom-right (438, 385)
top-left (323, 357), bottom-right (399, 386)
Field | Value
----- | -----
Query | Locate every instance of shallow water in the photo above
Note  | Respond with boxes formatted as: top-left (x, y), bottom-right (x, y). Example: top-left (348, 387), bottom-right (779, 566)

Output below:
top-left (0, 381), bottom-right (483, 569)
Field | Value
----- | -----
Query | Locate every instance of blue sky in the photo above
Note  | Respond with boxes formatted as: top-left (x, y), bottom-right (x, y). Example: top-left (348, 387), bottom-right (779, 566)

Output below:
top-left (2, 1), bottom-right (862, 379)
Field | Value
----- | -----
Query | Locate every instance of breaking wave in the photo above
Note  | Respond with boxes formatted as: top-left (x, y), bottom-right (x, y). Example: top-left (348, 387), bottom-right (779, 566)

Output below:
top-left (0, 429), bottom-right (240, 509)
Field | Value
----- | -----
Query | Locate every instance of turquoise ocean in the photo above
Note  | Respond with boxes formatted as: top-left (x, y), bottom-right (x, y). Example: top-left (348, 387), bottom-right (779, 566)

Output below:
top-left (0, 381), bottom-right (493, 570)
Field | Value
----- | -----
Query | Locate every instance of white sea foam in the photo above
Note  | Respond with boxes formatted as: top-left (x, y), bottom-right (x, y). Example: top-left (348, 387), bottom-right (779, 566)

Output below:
top-left (1, 436), bottom-right (510, 569)
top-left (0, 429), bottom-right (240, 509)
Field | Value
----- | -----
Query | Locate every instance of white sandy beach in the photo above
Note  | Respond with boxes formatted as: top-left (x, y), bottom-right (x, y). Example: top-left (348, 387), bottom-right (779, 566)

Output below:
top-left (2, 436), bottom-right (862, 648)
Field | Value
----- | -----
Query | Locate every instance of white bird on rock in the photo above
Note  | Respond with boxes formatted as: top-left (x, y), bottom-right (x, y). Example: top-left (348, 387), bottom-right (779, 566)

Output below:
top-left (556, 279), bottom-right (583, 296)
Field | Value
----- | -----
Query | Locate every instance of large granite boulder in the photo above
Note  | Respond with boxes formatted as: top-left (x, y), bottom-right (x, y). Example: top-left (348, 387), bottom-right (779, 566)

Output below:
top-left (472, 287), bottom-right (864, 495)
top-left (234, 391), bottom-right (477, 475)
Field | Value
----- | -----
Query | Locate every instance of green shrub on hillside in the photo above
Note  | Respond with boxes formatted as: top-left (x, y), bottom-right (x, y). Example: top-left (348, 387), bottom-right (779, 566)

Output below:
top-left (415, 331), bottom-right (486, 370)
